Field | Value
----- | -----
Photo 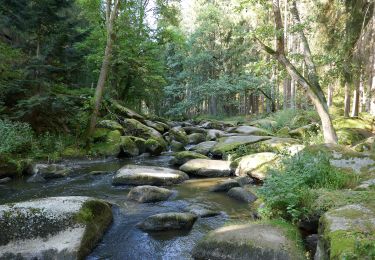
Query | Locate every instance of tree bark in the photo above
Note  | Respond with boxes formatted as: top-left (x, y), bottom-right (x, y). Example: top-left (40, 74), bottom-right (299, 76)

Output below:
top-left (87, 0), bottom-right (120, 142)
top-left (256, 0), bottom-right (338, 144)
top-left (344, 82), bottom-right (351, 117)
top-left (351, 74), bottom-right (360, 117)
top-left (327, 84), bottom-right (333, 107)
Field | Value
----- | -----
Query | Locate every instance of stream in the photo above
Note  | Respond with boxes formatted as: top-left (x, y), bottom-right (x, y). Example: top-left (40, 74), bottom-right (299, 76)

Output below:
top-left (0, 153), bottom-right (253, 260)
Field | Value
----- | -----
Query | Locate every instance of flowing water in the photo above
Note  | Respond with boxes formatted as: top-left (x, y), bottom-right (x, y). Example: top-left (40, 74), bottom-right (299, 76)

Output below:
top-left (0, 153), bottom-right (253, 260)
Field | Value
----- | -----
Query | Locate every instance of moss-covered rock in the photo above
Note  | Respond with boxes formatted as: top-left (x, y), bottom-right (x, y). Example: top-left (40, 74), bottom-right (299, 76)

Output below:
top-left (188, 133), bottom-right (206, 144)
top-left (120, 136), bottom-right (139, 157)
top-left (29, 163), bottom-right (72, 179)
top-left (231, 125), bottom-right (273, 136)
top-left (170, 140), bottom-right (185, 152)
top-left (206, 129), bottom-right (226, 141)
top-left (276, 127), bottom-right (290, 138)
top-left (137, 212), bottom-right (197, 231)
top-left (210, 135), bottom-right (271, 158)
top-left (210, 179), bottom-right (240, 192)
top-left (144, 120), bottom-right (166, 133)
top-left (337, 127), bottom-right (373, 146)
top-left (179, 159), bottom-right (231, 177)
top-left (91, 130), bottom-right (122, 157)
top-left (121, 118), bottom-right (166, 148)
top-left (189, 141), bottom-right (217, 155)
top-left (316, 204), bottom-right (375, 260)
top-left (0, 154), bottom-right (30, 178)
top-left (112, 165), bottom-right (189, 186)
top-left (61, 146), bottom-right (86, 159)
top-left (333, 116), bottom-right (374, 131)
top-left (233, 152), bottom-right (279, 180)
top-left (227, 187), bottom-right (257, 203)
top-left (249, 119), bottom-right (277, 130)
top-left (301, 144), bottom-right (375, 176)
top-left (289, 123), bottom-right (320, 139)
top-left (145, 138), bottom-right (164, 155)
top-left (0, 196), bottom-right (112, 260)
top-left (182, 126), bottom-right (207, 135)
top-left (353, 136), bottom-right (375, 153)
top-left (192, 221), bottom-right (304, 260)
top-left (170, 151), bottom-right (209, 166)
top-left (97, 120), bottom-right (124, 132)
top-left (111, 101), bottom-right (145, 122)
top-left (127, 185), bottom-right (173, 203)
top-left (169, 126), bottom-right (189, 145)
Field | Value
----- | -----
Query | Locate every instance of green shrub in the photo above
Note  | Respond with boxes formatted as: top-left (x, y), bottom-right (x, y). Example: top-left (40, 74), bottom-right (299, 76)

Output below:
top-left (258, 151), bottom-right (356, 222)
top-left (0, 119), bottom-right (34, 154)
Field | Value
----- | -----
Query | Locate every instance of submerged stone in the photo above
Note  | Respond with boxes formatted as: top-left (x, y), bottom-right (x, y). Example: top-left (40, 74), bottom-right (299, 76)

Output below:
top-left (227, 187), bottom-right (257, 203)
top-left (127, 185), bottom-right (174, 203)
top-left (170, 151), bottom-right (209, 166)
top-left (137, 212), bottom-right (197, 231)
top-left (210, 179), bottom-right (240, 192)
top-left (179, 159), bottom-right (231, 177)
top-left (189, 141), bottom-right (217, 155)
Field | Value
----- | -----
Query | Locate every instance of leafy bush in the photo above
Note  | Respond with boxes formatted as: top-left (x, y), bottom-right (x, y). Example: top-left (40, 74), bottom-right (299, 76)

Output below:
top-left (0, 119), bottom-right (34, 154)
top-left (267, 109), bottom-right (320, 131)
top-left (258, 151), bottom-right (356, 222)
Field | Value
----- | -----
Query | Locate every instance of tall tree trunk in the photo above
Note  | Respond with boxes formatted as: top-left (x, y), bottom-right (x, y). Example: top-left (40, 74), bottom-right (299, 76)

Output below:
top-left (87, 0), bottom-right (120, 142)
top-left (351, 74), bottom-right (360, 117)
top-left (344, 82), bottom-right (351, 117)
top-left (257, 0), bottom-right (337, 143)
top-left (327, 84), bottom-right (333, 107)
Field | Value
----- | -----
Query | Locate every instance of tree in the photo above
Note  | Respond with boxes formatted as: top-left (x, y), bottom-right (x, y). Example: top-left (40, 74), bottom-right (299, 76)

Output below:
top-left (87, 0), bottom-right (120, 141)
top-left (255, 0), bottom-right (338, 144)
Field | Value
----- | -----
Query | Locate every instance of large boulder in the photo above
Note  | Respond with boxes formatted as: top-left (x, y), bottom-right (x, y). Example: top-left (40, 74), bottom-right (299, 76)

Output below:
top-left (210, 135), bottom-right (271, 157)
top-left (189, 141), bottom-right (217, 155)
top-left (120, 136), bottom-right (139, 157)
top-left (337, 127), bottom-right (373, 146)
top-left (29, 163), bottom-right (71, 180)
top-left (315, 204), bottom-right (375, 260)
top-left (206, 129), bottom-right (226, 141)
top-left (137, 212), bottom-right (197, 231)
top-left (96, 120), bottom-right (124, 132)
top-left (170, 151), bottom-right (209, 166)
top-left (112, 165), bottom-right (189, 186)
top-left (227, 187), bottom-right (257, 203)
top-left (179, 159), bottom-right (232, 177)
top-left (121, 119), bottom-right (166, 148)
top-left (248, 118), bottom-right (277, 129)
top-left (127, 185), bottom-right (173, 203)
top-left (183, 126), bottom-right (207, 135)
top-left (170, 140), bottom-right (185, 152)
top-left (188, 133), bottom-right (206, 144)
top-left (144, 120), bottom-right (166, 133)
top-left (92, 129), bottom-right (122, 157)
top-left (184, 204), bottom-right (220, 218)
top-left (231, 126), bottom-right (272, 136)
top-left (0, 196), bottom-right (112, 259)
top-left (233, 152), bottom-right (279, 180)
top-left (289, 123), bottom-right (320, 139)
top-left (192, 222), bottom-right (304, 260)
top-left (0, 155), bottom-right (29, 178)
top-left (353, 136), bottom-right (375, 153)
top-left (169, 127), bottom-right (189, 145)
top-left (145, 139), bottom-right (164, 156)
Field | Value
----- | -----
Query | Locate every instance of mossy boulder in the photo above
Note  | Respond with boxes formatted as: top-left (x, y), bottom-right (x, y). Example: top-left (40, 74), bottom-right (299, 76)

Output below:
top-left (170, 151), bottom-right (209, 166)
top-left (120, 136), bottom-right (139, 157)
top-left (316, 204), bottom-right (375, 260)
top-left (199, 120), bottom-right (230, 130)
top-left (337, 127), bottom-right (373, 146)
top-left (0, 196), bottom-right (112, 260)
top-left (179, 159), bottom-right (232, 177)
top-left (170, 140), bottom-right (185, 152)
top-left (121, 118), bottom-right (166, 148)
top-left (112, 165), bottom-right (189, 186)
top-left (145, 139), bottom-right (165, 155)
top-left (192, 221), bottom-right (304, 260)
top-left (169, 126), bottom-right (189, 145)
top-left (29, 163), bottom-right (72, 180)
top-left (231, 125), bottom-right (273, 136)
top-left (188, 133), bottom-right (206, 144)
top-left (289, 123), bottom-right (320, 139)
top-left (137, 212), bottom-right (197, 231)
top-left (97, 120), bottom-right (123, 132)
top-left (276, 127), bottom-right (290, 138)
top-left (249, 118), bottom-right (277, 129)
top-left (0, 154), bottom-right (30, 178)
top-left (235, 152), bottom-right (279, 180)
top-left (127, 185), bottom-right (174, 203)
top-left (91, 130), bottom-right (122, 157)
top-left (183, 126), bottom-right (207, 135)
top-left (333, 116), bottom-right (374, 131)
top-left (210, 135), bottom-right (271, 157)
top-left (302, 144), bottom-right (375, 176)
top-left (184, 204), bottom-right (220, 218)
top-left (144, 120), bottom-right (166, 133)
top-left (92, 128), bottom-right (111, 142)
top-left (61, 146), bottom-right (86, 159)
top-left (206, 129), bottom-right (226, 141)
top-left (353, 136), bottom-right (375, 153)
top-left (189, 141), bottom-right (217, 155)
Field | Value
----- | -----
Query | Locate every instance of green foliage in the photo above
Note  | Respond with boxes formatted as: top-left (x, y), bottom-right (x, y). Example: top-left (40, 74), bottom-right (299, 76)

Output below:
top-left (258, 151), bottom-right (356, 222)
top-left (0, 119), bottom-right (33, 154)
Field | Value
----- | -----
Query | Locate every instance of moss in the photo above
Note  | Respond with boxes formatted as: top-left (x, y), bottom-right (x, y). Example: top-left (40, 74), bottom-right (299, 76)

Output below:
top-left (145, 138), bottom-right (164, 155)
top-left (337, 128), bottom-right (372, 146)
top-left (97, 120), bottom-right (123, 131)
top-left (174, 151), bottom-right (208, 160)
top-left (91, 130), bottom-right (122, 157)
top-left (75, 200), bottom-right (112, 260)
top-left (92, 128), bottom-right (111, 142)
top-left (333, 116), bottom-right (375, 131)
top-left (0, 154), bottom-right (31, 177)
top-left (61, 146), bottom-right (86, 158)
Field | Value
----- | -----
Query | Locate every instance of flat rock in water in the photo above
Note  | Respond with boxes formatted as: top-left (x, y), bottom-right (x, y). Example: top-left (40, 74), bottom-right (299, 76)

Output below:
top-left (0, 196), bottom-right (112, 259)
top-left (112, 165), bottom-right (189, 186)
top-left (127, 185), bottom-right (173, 203)
top-left (231, 125), bottom-right (272, 136)
top-left (189, 141), bottom-right (217, 155)
top-left (234, 152), bottom-right (278, 178)
top-left (227, 187), bottom-right (257, 203)
top-left (185, 205), bottom-right (220, 218)
top-left (179, 159), bottom-right (232, 177)
top-left (0, 177), bottom-right (11, 184)
top-left (192, 223), bottom-right (304, 260)
top-left (210, 179), bottom-right (240, 192)
top-left (137, 212), bottom-right (197, 231)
